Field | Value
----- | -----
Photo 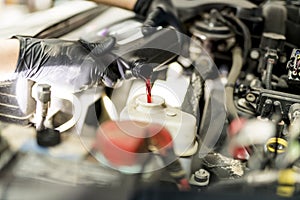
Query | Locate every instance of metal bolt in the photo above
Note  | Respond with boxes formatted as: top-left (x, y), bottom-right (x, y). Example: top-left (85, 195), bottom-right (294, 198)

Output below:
top-left (250, 49), bottom-right (260, 60)
top-left (194, 169), bottom-right (209, 183)
top-left (189, 169), bottom-right (210, 187)
top-left (37, 84), bottom-right (51, 92)
top-left (279, 55), bottom-right (287, 64)
top-left (37, 84), bottom-right (51, 103)
top-left (36, 84), bottom-right (51, 131)
top-left (246, 93), bottom-right (256, 103)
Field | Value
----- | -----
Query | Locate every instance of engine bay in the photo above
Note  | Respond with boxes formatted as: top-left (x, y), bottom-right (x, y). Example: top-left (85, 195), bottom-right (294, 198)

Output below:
top-left (1, 0), bottom-right (300, 199)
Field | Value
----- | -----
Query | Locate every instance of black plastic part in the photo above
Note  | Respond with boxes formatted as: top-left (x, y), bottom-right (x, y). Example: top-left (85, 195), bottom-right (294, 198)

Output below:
top-left (37, 128), bottom-right (61, 147)
top-left (194, 175), bottom-right (208, 183)
top-left (174, 0), bottom-right (258, 22)
top-left (286, 4), bottom-right (300, 47)
top-left (260, 99), bottom-right (273, 118)
top-left (236, 7), bottom-right (264, 36)
top-left (254, 88), bottom-right (300, 121)
top-left (259, 33), bottom-right (285, 52)
top-left (262, 3), bottom-right (286, 35)
top-left (287, 4), bottom-right (300, 24)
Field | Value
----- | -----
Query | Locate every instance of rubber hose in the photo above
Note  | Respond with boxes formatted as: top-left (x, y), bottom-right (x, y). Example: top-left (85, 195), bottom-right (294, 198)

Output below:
top-left (226, 47), bottom-right (243, 121)
top-left (226, 14), bottom-right (252, 64)
top-left (211, 10), bottom-right (251, 64)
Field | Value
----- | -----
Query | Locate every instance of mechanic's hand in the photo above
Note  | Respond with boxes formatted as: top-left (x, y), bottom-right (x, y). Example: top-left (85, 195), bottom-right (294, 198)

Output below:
top-left (133, 0), bottom-right (183, 35)
top-left (13, 36), bottom-right (124, 92)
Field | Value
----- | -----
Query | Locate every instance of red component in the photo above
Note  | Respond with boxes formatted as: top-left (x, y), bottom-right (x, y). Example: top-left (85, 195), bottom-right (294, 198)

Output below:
top-left (147, 125), bottom-right (173, 155)
top-left (146, 78), bottom-right (152, 103)
top-left (228, 118), bottom-right (247, 137)
top-left (233, 147), bottom-right (250, 161)
top-left (228, 118), bottom-right (250, 161)
top-left (178, 178), bottom-right (191, 191)
top-left (94, 120), bottom-right (174, 167)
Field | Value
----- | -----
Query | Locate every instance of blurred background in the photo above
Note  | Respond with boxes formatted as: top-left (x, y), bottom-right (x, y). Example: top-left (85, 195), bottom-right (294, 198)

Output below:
top-left (0, 0), bottom-right (84, 28)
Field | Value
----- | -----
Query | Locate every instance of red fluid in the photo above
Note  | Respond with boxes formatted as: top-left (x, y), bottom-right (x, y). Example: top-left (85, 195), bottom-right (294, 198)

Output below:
top-left (146, 79), bottom-right (152, 103)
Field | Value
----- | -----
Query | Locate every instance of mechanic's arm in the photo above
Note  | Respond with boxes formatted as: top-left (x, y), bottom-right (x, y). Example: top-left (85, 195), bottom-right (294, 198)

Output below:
top-left (0, 0), bottom-right (181, 89)
top-left (91, 0), bottom-right (137, 10)
top-left (93, 0), bottom-right (182, 35)
top-left (0, 39), bottom-right (19, 75)
top-left (0, 36), bottom-right (122, 91)
top-left (0, 0), bottom-right (179, 68)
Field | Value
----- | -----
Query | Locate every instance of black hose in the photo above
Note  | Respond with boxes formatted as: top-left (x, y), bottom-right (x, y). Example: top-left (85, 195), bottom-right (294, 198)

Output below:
top-left (211, 10), bottom-right (252, 64)
top-left (265, 59), bottom-right (274, 90)
top-left (225, 47), bottom-right (243, 121)
top-left (225, 14), bottom-right (252, 64)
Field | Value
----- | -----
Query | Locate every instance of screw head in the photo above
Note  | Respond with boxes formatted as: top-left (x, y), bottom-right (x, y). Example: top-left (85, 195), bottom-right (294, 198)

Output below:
top-left (250, 49), bottom-right (260, 60)
top-left (194, 169), bottom-right (209, 183)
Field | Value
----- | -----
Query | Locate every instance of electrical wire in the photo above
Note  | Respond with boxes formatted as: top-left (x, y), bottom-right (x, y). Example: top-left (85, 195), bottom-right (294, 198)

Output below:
top-left (211, 10), bottom-right (252, 64)
top-left (225, 14), bottom-right (252, 64)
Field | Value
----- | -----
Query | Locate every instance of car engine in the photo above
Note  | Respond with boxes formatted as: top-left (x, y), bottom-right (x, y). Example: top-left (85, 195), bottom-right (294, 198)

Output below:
top-left (1, 0), bottom-right (300, 199)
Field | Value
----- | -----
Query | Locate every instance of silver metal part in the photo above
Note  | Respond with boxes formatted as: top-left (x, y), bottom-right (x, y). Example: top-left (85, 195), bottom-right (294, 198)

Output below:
top-left (250, 49), bottom-right (260, 60)
top-left (190, 169), bottom-right (210, 186)
top-left (35, 84), bottom-right (51, 131)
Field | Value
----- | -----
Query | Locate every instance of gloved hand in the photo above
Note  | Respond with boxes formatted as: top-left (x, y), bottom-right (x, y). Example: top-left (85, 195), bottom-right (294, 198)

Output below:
top-left (13, 35), bottom-right (123, 92)
top-left (133, 0), bottom-right (183, 35)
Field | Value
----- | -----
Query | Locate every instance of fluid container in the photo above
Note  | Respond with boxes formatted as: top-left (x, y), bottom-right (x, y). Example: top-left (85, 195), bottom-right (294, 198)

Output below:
top-left (120, 94), bottom-right (198, 157)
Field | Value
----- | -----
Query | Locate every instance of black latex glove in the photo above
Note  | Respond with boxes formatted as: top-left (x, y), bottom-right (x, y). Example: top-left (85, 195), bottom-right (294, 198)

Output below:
top-left (13, 36), bottom-right (124, 92)
top-left (133, 0), bottom-right (183, 35)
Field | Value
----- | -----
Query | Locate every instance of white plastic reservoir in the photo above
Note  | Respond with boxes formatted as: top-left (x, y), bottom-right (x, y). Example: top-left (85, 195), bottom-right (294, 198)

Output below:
top-left (120, 94), bottom-right (198, 157)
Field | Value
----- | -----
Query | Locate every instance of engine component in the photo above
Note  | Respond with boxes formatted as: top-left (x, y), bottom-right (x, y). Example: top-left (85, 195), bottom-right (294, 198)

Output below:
top-left (260, 33), bottom-right (286, 52)
top-left (226, 47), bottom-right (243, 121)
top-left (278, 105), bottom-right (300, 168)
top-left (34, 84), bottom-right (60, 147)
top-left (262, 3), bottom-right (287, 35)
top-left (229, 119), bottom-right (276, 159)
top-left (189, 10), bottom-right (235, 58)
top-left (287, 49), bottom-right (300, 82)
top-left (35, 84), bottom-right (51, 132)
top-left (277, 169), bottom-right (299, 197)
top-left (259, 33), bottom-right (285, 90)
top-left (189, 168), bottom-right (210, 187)
top-left (190, 13), bottom-right (234, 41)
top-left (3, 1), bottom-right (300, 198)
top-left (286, 2), bottom-right (300, 47)
top-left (93, 120), bottom-right (190, 191)
top-left (201, 152), bottom-right (244, 180)
top-left (265, 137), bottom-right (288, 154)
top-left (251, 88), bottom-right (300, 121)
top-left (0, 80), bottom-right (35, 125)
top-left (288, 103), bottom-right (300, 121)
top-left (120, 94), bottom-right (197, 157)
